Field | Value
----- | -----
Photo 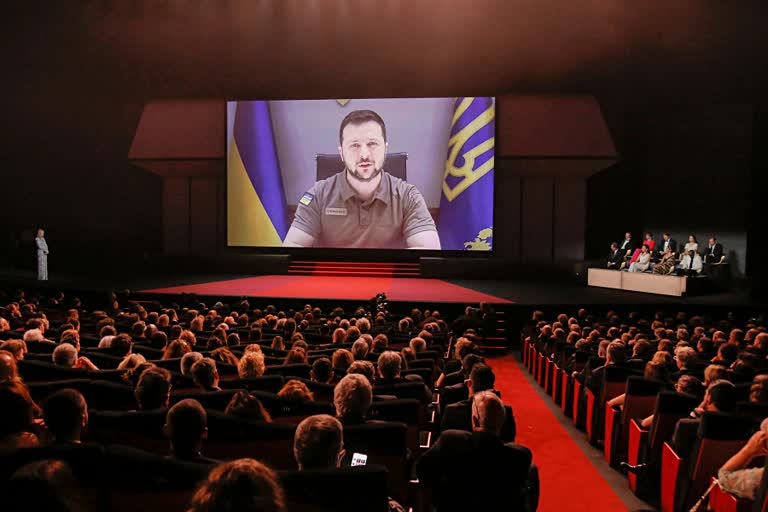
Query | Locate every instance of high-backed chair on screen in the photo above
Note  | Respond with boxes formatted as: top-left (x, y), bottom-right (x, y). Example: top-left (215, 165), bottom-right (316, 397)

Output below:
top-left (315, 152), bottom-right (408, 181)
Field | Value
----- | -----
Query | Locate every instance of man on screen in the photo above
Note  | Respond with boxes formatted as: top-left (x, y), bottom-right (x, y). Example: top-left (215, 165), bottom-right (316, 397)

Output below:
top-left (282, 110), bottom-right (441, 249)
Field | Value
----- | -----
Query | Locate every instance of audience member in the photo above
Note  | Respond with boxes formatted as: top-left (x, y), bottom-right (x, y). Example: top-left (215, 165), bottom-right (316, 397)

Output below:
top-left (191, 358), bottom-right (221, 392)
top-left (164, 399), bottom-right (218, 464)
top-left (187, 458), bottom-right (286, 512)
top-left (42, 389), bottom-right (88, 444)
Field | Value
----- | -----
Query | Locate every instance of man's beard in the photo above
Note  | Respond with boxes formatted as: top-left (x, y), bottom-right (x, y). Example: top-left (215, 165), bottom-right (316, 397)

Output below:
top-left (346, 161), bottom-right (383, 182)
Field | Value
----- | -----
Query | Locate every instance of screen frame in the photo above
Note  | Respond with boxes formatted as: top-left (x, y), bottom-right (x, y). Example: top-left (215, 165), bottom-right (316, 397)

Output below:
top-left (224, 96), bottom-right (497, 257)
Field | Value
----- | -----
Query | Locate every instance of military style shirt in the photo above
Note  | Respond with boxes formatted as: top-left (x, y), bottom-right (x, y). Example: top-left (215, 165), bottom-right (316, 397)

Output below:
top-left (290, 171), bottom-right (436, 248)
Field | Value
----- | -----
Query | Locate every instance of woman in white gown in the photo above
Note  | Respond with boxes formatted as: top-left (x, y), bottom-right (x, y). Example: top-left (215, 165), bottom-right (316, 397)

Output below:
top-left (35, 228), bottom-right (49, 281)
top-left (629, 244), bottom-right (651, 272)
top-left (684, 234), bottom-right (699, 254)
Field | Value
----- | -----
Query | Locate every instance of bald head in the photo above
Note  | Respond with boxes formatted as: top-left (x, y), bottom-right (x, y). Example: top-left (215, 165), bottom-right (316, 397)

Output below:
top-left (471, 391), bottom-right (506, 435)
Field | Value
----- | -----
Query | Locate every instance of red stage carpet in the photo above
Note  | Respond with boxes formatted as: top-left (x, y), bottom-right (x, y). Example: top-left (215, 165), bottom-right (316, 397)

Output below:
top-left (491, 354), bottom-right (634, 512)
top-left (142, 275), bottom-right (512, 304)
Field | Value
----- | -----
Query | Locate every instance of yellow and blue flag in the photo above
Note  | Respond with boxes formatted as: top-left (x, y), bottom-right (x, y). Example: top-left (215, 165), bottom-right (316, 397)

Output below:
top-left (228, 101), bottom-right (289, 246)
top-left (438, 97), bottom-right (495, 251)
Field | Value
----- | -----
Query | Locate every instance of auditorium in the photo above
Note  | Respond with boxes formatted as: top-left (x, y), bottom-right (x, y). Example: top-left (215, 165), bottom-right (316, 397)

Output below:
top-left (1, 2), bottom-right (767, 511)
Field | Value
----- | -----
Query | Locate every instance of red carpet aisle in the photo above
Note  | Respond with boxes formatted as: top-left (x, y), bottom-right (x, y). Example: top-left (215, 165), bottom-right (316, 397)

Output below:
top-left (142, 275), bottom-right (512, 304)
top-left (490, 354), bottom-right (631, 512)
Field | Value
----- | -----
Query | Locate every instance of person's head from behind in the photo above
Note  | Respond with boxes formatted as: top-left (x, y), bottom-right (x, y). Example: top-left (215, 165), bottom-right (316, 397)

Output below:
top-left (0, 349), bottom-right (21, 382)
top-left (333, 373), bottom-right (372, 424)
top-left (675, 374), bottom-right (705, 398)
top-left (717, 343), bottom-right (739, 364)
top-left (187, 458), bottom-right (286, 512)
top-left (351, 339), bottom-right (369, 361)
top-left (52, 344), bottom-right (77, 368)
top-left (468, 363), bottom-right (495, 396)
top-left (277, 379), bottom-right (314, 403)
top-left (283, 347), bottom-right (307, 365)
top-left (135, 366), bottom-right (172, 410)
top-left (750, 374), bottom-right (768, 404)
top-left (644, 361), bottom-right (669, 383)
top-left (347, 360), bottom-right (375, 386)
top-left (7, 459), bottom-right (81, 512)
top-left (238, 352), bottom-right (266, 379)
top-left (310, 357), bottom-right (332, 384)
top-left (0, 385), bottom-right (34, 442)
top-left (293, 414), bottom-right (344, 471)
top-left (42, 389), bottom-right (87, 444)
top-left (181, 352), bottom-right (204, 376)
top-left (164, 399), bottom-right (207, 457)
top-left (110, 333), bottom-right (132, 358)
top-left (377, 351), bottom-right (402, 381)
top-left (191, 357), bottom-right (219, 391)
top-left (702, 379), bottom-right (737, 413)
top-left (471, 390), bottom-right (506, 435)
top-left (225, 391), bottom-right (272, 422)
top-left (461, 353), bottom-right (485, 377)
top-left (331, 349), bottom-right (353, 371)
top-left (338, 109), bottom-right (387, 183)
top-left (703, 364), bottom-right (728, 386)
top-left (675, 346), bottom-right (697, 370)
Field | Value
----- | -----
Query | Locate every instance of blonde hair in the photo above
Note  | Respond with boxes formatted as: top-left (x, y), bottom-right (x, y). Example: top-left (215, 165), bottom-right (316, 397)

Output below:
top-left (238, 352), bottom-right (266, 379)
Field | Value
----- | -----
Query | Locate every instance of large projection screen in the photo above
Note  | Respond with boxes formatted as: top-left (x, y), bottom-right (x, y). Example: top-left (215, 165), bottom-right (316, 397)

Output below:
top-left (227, 97), bottom-right (495, 251)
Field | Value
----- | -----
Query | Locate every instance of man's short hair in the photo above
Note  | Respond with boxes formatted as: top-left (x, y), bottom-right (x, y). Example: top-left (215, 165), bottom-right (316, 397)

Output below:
top-left (42, 389), bottom-right (86, 441)
top-left (191, 357), bottom-right (218, 389)
top-left (472, 390), bottom-right (506, 434)
top-left (469, 363), bottom-right (495, 392)
top-left (166, 398), bottom-right (207, 447)
top-left (181, 352), bottom-right (204, 376)
top-left (607, 341), bottom-right (626, 364)
top-left (339, 110), bottom-right (386, 144)
top-left (110, 333), bottom-right (132, 357)
top-left (311, 357), bottom-right (332, 383)
top-left (333, 373), bottom-right (372, 422)
top-left (238, 352), bottom-right (266, 379)
top-left (135, 366), bottom-right (172, 410)
top-left (707, 379), bottom-right (737, 412)
top-left (377, 351), bottom-right (402, 380)
top-left (293, 414), bottom-right (343, 470)
top-left (131, 321), bottom-right (146, 337)
top-left (52, 343), bottom-right (77, 368)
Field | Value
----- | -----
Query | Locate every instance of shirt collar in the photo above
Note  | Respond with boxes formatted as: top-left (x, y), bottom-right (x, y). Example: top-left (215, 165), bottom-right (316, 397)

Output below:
top-left (340, 170), bottom-right (390, 205)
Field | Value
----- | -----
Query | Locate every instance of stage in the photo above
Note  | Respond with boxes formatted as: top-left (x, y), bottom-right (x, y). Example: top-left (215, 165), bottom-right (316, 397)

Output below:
top-left (141, 275), bottom-right (514, 304)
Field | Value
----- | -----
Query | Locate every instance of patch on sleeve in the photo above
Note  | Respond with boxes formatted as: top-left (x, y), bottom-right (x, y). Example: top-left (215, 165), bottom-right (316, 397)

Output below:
top-left (299, 192), bottom-right (314, 206)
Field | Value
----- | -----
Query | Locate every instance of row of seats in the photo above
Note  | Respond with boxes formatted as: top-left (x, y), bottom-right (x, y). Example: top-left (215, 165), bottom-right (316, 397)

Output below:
top-left (523, 339), bottom-right (768, 512)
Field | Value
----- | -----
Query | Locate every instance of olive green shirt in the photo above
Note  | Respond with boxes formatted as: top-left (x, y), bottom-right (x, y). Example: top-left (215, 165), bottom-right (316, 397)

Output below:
top-left (291, 171), bottom-right (436, 248)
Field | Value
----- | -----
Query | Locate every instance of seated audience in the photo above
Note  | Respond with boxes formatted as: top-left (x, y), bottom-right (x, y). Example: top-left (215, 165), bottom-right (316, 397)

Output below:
top-left (0, 385), bottom-right (39, 449)
top-left (671, 380), bottom-right (737, 458)
top-left (42, 389), bottom-right (88, 444)
top-left (182, 351), bottom-right (204, 376)
top-left (52, 343), bottom-right (98, 371)
top-left (0, 339), bottom-right (27, 361)
top-left (225, 391), bottom-right (272, 422)
top-left (284, 347), bottom-right (308, 365)
top-left (440, 363), bottom-right (516, 442)
top-left (332, 349), bottom-right (354, 372)
top-left (187, 458), bottom-right (286, 512)
top-left (376, 351), bottom-right (432, 405)
top-left (191, 357), bottom-right (222, 392)
top-left (135, 366), bottom-right (172, 410)
top-left (417, 391), bottom-right (533, 512)
top-left (717, 419), bottom-right (768, 500)
top-left (7, 460), bottom-right (83, 512)
top-left (164, 398), bottom-right (218, 464)
top-left (351, 339), bottom-right (369, 361)
top-left (238, 351), bottom-right (266, 379)
top-left (347, 360), bottom-right (376, 386)
top-left (277, 379), bottom-right (315, 403)
top-left (334, 373), bottom-right (373, 426)
top-left (310, 357), bottom-right (333, 384)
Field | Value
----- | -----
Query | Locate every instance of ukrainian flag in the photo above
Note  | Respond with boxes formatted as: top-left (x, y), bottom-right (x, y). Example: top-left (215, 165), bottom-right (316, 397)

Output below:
top-left (228, 101), bottom-right (289, 246)
top-left (438, 97), bottom-right (495, 251)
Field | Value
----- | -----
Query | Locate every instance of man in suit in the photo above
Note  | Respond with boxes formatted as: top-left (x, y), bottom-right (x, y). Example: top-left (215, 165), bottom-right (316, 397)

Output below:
top-left (670, 380), bottom-right (737, 459)
top-left (659, 232), bottom-right (677, 258)
top-left (440, 363), bottom-right (516, 442)
top-left (619, 232), bottom-right (634, 259)
top-left (607, 242), bottom-right (623, 270)
top-left (417, 391), bottom-right (534, 512)
top-left (704, 237), bottom-right (724, 263)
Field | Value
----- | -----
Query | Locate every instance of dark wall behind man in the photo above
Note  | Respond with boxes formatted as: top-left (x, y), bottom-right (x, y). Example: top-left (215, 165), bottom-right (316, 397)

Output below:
top-left (587, 103), bottom-right (752, 276)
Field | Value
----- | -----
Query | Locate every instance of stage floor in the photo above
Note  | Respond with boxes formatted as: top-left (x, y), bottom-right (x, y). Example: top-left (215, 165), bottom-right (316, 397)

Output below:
top-left (142, 275), bottom-right (514, 304)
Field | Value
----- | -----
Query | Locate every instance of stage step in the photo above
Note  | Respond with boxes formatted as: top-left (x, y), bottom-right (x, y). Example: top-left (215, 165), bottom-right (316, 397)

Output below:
top-left (288, 261), bottom-right (421, 278)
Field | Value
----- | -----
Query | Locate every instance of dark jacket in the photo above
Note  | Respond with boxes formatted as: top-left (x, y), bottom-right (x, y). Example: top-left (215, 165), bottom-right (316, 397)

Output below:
top-left (440, 397), bottom-right (516, 442)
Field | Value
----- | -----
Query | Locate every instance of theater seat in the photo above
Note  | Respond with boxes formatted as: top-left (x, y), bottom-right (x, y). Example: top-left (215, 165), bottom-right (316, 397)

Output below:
top-left (279, 466), bottom-right (390, 512)
top-left (660, 412), bottom-right (755, 512)
top-left (604, 377), bottom-right (663, 468)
